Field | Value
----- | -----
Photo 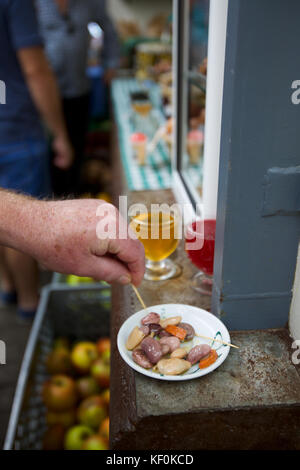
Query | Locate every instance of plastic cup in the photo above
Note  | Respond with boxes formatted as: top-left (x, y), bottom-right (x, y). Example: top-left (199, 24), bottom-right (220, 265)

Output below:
top-left (130, 132), bottom-right (148, 165)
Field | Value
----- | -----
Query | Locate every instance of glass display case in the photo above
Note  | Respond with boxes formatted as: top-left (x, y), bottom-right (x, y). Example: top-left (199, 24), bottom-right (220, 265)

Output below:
top-left (172, 0), bottom-right (228, 219)
top-left (173, 0), bottom-right (209, 211)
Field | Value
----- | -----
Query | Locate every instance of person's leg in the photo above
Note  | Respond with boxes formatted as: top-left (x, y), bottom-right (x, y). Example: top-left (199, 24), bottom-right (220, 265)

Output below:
top-left (4, 248), bottom-right (39, 311)
top-left (0, 139), bottom-right (49, 314)
top-left (0, 246), bottom-right (15, 294)
top-left (61, 93), bottom-right (91, 196)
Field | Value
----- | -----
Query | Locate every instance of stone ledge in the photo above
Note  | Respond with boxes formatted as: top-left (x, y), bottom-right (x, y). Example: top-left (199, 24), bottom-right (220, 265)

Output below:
top-left (135, 329), bottom-right (300, 417)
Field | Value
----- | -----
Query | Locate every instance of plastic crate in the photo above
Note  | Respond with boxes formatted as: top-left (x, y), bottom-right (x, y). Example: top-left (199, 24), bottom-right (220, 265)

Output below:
top-left (4, 284), bottom-right (110, 450)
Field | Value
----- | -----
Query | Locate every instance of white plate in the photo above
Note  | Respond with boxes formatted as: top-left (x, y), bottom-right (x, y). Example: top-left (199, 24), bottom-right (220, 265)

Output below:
top-left (117, 304), bottom-right (231, 381)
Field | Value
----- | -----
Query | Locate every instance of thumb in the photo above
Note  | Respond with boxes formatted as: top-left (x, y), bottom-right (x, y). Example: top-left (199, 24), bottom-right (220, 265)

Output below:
top-left (91, 256), bottom-right (132, 285)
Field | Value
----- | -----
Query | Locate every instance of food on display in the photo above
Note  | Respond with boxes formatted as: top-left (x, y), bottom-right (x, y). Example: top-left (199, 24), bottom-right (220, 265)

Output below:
top-left (76, 376), bottom-right (100, 400)
top-left (70, 342), bottom-right (98, 375)
top-left (96, 338), bottom-right (111, 356)
top-left (81, 434), bottom-right (108, 451)
top-left (130, 132), bottom-right (148, 165)
top-left (199, 349), bottom-right (219, 369)
top-left (46, 409), bottom-right (77, 428)
top-left (77, 395), bottom-right (106, 429)
top-left (91, 358), bottom-right (110, 388)
top-left (99, 417), bottom-right (109, 441)
top-left (187, 130), bottom-right (204, 164)
top-left (46, 346), bottom-right (73, 376)
top-left (64, 425), bottom-right (94, 451)
top-left (126, 312), bottom-right (218, 376)
top-left (42, 375), bottom-right (78, 412)
top-left (136, 42), bottom-right (172, 80)
top-left (42, 337), bottom-right (111, 450)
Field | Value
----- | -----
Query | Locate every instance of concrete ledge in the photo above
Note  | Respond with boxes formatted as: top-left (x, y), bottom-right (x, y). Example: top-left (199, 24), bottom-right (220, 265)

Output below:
top-left (111, 297), bottom-right (300, 450)
top-left (108, 181), bottom-right (300, 449)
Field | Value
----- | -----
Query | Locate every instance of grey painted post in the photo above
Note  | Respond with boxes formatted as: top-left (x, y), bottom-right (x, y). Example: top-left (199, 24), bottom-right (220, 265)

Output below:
top-left (212, 0), bottom-right (300, 330)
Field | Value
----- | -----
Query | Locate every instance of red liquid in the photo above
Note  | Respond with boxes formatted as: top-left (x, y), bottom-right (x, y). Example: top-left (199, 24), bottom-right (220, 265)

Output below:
top-left (185, 219), bottom-right (216, 276)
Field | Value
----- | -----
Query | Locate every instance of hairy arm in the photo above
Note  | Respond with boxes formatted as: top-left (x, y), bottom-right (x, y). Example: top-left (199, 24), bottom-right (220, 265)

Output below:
top-left (0, 191), bottom-right (145, 285)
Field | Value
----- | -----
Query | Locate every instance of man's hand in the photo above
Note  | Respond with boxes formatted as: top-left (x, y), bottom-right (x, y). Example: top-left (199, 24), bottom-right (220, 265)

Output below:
top-left (0, 194), bottom-right (145, 286)
top-left (40, 199), bottom-right (145, 285)
top-left (52, 134), bottom-right (74, 170)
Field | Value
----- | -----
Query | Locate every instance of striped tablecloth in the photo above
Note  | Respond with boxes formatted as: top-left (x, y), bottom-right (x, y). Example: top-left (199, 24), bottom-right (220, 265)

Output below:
top-left (112, 78), bottom-right (172, 191)
top-left (111, 78), bottom-right (203, 192)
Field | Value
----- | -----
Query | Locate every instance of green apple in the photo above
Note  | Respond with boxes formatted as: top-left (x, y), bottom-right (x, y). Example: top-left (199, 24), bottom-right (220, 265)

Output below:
top-left (81, 434), bottom-right (108, 450)
top-left (101, 349), bottom-right (110, 365)
top-left (96, 338), bottom-right (110, 356)
top-left (71, 342), bottom-right (98, 374)
top-left (79, 276), bottom-right (94, 283)
top-left (76, 376), bottom-right (100, 399)
top-left (66, 275), bottom-right (94, 285)
top-left (77, 395), bottom-right (106, 429)
top-left (91, 359), bottom-right (110, 388)
top-left (64, 425), bottom-right (94, 451)
top-left (66, 275), bottom-right (80, 286)
top-left (42, 375), bottom-right (78, 411)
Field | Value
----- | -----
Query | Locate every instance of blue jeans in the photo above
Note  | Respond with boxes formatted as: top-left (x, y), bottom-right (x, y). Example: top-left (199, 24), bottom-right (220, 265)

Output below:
top-left (0, 139), bottom-right (51, 198)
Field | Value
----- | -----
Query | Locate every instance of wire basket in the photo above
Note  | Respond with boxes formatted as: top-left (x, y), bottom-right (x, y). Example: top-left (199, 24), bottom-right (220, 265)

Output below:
top-left (4, 284), bottom-right (110, 450)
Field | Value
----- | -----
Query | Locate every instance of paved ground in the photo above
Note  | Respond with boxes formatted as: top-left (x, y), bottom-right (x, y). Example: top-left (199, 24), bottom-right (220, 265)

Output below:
top-left (0, 272), bottom-right (51, 448)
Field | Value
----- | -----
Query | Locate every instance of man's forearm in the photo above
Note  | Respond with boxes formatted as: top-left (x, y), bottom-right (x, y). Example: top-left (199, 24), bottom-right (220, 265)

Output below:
top-left (0, 190), bottom-right (43, 255)
top-left (18, 47), bottom-right (68, 139)
top-left (0, 191), bottom-right (145, 285)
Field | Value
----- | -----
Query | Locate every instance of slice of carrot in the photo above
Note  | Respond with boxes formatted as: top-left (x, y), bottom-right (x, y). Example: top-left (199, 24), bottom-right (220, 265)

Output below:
top-left (199, 349), bottom-right (218, 369)
top-left (165, 325), bottom-right (187, 341)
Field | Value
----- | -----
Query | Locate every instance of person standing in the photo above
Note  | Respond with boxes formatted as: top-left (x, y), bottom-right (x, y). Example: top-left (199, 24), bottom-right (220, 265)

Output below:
top-left (0, 0), bottom-right (73, 318)
top-left (36, 0), bottom-right (121, 196)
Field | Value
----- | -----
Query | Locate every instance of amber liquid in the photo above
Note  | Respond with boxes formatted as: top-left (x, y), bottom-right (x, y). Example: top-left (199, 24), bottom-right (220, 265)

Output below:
top-left (130, 212), bottom-right (179, 262)
top-left (132, 102), bottom-right (152, 116)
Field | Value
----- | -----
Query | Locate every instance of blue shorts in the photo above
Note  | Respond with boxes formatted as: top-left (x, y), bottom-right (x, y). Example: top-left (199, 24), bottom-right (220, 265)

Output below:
top-left (0, 139), bottom-right (51, 198)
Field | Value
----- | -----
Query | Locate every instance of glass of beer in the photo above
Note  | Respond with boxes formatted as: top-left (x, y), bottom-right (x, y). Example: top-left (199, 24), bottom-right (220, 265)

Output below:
top-left (132, 100), bottom-right (152, 117)
top-left (130, 210), bottom-right (182, 281)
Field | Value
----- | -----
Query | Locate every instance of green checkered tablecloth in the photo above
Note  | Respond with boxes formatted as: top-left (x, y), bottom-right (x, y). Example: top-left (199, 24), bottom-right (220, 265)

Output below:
top-left (111, 78), bottom-right (203, 192)
top-left (112, 78), bottom-right (172, 191)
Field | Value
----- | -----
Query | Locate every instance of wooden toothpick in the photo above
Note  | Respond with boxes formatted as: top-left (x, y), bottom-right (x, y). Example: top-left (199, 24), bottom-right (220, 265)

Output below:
top-left (131, 284), bottom-right (147, 310)
top-left (196, 334), bottom-right (239, 349)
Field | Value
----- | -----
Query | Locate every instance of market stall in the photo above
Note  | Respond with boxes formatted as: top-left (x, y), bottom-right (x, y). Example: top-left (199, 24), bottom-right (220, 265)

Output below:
top-left (2, 0), bottom-right (300, 453)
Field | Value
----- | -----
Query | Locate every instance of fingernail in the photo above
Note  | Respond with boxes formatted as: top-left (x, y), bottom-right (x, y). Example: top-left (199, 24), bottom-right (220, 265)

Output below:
top-left (118, 275), bottom-right (131, 285)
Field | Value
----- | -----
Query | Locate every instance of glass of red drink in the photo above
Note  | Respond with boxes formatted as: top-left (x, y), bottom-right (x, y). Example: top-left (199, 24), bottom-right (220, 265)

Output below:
top-left (185, 219), bottom-right (216, 295)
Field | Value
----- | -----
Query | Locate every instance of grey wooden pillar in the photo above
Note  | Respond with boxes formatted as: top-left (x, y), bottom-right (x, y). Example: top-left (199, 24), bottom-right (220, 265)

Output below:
top-left (212, 0), bottom-right (300, 330)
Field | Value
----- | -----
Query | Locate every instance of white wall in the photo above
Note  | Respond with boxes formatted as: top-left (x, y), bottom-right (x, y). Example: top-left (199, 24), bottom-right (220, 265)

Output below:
top-left (107, 0), bottom-right (172, 29)
top-left (289, 243), bottom-right (300, 340)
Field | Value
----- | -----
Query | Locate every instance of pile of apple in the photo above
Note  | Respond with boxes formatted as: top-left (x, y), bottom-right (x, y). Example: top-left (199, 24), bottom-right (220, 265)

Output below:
top-left (42, 337), bottom-right (110, 450)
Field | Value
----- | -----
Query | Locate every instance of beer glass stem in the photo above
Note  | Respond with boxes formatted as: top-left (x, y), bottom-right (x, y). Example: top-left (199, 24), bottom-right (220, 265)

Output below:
top-left (147, 259), bottom-right (166, 271)
top-left (144, 259), bottom-right (181, 281)
top-left (191, 271), bottom-right (213, 295)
